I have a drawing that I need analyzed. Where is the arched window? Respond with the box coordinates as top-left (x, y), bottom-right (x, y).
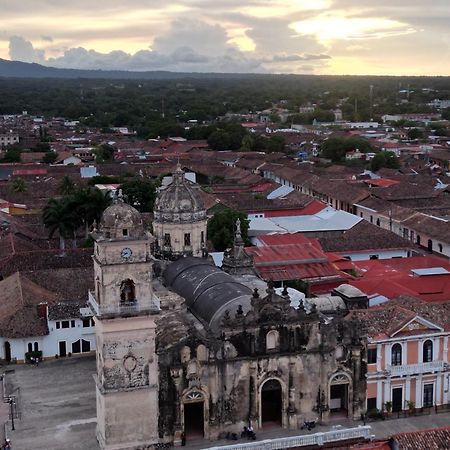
top-left (266, 330), bottom-right (279, 351)
top-left (423, 340), bottom-right (433, 363)
top-left (391, 343), bottom-right (402, 366)
top-left (27, 343), bottom-right (32, 353)
top-left (438, 244), bottom-right (443, 253)
top-left (34, 342), bottom-right (39, 352)
top-left (120, 279), bottom-right (136, 304)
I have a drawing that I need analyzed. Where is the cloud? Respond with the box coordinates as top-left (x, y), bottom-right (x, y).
top-left (271, 53), bottom-right (331, 62)
top-left (2, 0), bottom-right (449, 75)
top-left (8, 35), bottom-right (45, 63)
top-left (152, 19), bottom-right (229, 57)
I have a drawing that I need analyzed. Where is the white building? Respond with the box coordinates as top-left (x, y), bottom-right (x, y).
top-left (0, 272), bottom-right (96, 363)
top-left (0, 133), bottom-right (19, 148)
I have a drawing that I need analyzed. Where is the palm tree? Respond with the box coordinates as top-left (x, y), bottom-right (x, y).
top-left (42, 198), bottom-right (75, 255)
top-left (59, 176), bottom-right (76, 195)
top-left (10, 177), bottom-right (27, 193)
top-left (72, 187), bottom-right (111, 238)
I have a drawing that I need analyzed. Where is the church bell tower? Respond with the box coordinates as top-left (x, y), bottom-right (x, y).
top-left (89, 195), bottom-right (160, 449)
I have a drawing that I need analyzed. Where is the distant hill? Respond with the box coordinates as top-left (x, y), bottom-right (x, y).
top-left (0, 58), bottom-right (271, 80)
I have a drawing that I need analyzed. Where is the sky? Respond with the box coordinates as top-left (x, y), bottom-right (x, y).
top-left (0, 0), bottom-right (449, 75)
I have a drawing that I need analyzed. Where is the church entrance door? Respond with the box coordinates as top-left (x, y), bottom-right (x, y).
top-left (261, 379), bottom-right (282, 427)
top-left (184, 401), bottom-right (204, 439)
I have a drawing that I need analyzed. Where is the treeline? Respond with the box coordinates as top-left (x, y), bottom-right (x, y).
top-left (0, 76), bottom-right (448, 138)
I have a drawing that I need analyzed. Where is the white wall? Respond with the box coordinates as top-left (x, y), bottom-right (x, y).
top-left (46, 317), bottom-right (96, 357)
top-left (338, 249), bottom-right (411, 261)
top-left (0, 317), bottom-right (96, 362)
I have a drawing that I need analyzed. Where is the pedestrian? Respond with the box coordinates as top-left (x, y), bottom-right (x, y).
top-left (3, 438), bottom-right (11, 449)
top-left (181, 431), bottom-right (186, 446)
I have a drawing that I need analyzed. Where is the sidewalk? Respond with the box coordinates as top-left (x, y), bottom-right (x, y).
top-left (183, 411), bottom-right (450, 449)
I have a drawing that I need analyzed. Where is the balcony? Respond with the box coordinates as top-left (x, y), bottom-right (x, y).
top-left (88, 290), bottom-right (160, 318)
top-left (388, 360), bottom-right (445, 377)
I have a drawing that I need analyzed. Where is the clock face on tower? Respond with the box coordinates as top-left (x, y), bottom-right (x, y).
top-left (121, 247), bottom-right (132, 259)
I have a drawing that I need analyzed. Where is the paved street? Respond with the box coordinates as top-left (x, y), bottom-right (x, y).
top-left (4, 356), bottom-right (98, 450)
top-left (3, 357), bottom-right (450, 449)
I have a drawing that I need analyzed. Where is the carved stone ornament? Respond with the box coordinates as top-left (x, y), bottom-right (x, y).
top-left (186, 390), bottom-right (204, 401)
top-left (123, 355), bottom-right (137, 372)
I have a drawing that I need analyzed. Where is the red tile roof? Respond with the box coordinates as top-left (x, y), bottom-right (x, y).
top-left (349, 256), bottom-right (450, 302)
top-left (364, 178), bottom-right (400, 188)
top-left (393, 426), bottom-right (450, 450)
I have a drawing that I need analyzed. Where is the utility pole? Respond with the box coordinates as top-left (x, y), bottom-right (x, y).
top-left (161, 97), bottom-right (165, 119)
top-left (369, 85), bottom-right (374, 121)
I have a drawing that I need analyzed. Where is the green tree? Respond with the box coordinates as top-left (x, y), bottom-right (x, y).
top-left (10, 177), bottom-right (27, 192)
top-left (207, 130), bottom-right (231, 150)
top-left (1, 147), bottom-right (21, 163)
top-left (42, 152), bottom-right (57, 164)
top-left (42, 198), bottom-right (76, 255)
top-left (407, 128), bottom-right (424, 140)
top-left (370, 151), bottom-right (400, 172)
top-left (121, 178), bottom-right (156, 212)
top-left (240, 134), bottom-right (254, 151)
top-left (265, 135), bottom-right (286, 153)
top-left (207, 209), bottom-right (249, 251)
top-left (71, 187), bottom-right (111, 238)
top-left (94, 143), bottom-right (115, 163)
top-left (321, 137), bottom-right (374, 162)
top-left (58, 175), bottom-right (76, 195)
top-left (442, 108), bottom-right (450, 121)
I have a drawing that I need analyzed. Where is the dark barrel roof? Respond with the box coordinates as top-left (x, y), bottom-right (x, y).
top-left (163, 257), bottom-right (252, 329)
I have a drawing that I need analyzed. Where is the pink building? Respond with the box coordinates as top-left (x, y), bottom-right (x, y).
top-left (348, 296), bottom-right (450, 413)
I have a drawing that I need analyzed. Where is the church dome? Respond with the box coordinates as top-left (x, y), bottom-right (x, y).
top-left (154, 165), bottom-right (207, 223)
top-left (99, 199), bottom-right (144, 239)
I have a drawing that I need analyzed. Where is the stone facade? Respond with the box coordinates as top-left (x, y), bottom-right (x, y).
top-left (91, 198), bottom-right (160, 450)
top-left (157, 282), bottom-right (367, 444)
top-left (153, 164), bottom-right (207, 259)
top-left (91, 197), bottom-right (368, 449)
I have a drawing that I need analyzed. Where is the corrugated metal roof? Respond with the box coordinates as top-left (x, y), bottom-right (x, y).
top-left (266, 185), bottom-right (294, 199)
top-left (256, 262), bottom-right (341, 282)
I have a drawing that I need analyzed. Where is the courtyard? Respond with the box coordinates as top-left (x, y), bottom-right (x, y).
top-left (4, 356), bottom-right (98, 450)
top-left (3, 357), bottom-right (450, 450)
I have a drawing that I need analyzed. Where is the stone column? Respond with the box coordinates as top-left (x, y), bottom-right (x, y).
top-left (351, 348), bottom-right (363, 419)
top-left (170, 368), bottom-right (184, 446)
top-left (249, 362), bottom-right (258, 427)
top-left (287, 361), bottom-right (297, 429)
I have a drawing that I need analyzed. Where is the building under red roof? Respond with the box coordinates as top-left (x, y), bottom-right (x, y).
top-left (245, 243), bottom-right (351, 294)
top-left (262, 200), bottom-right (326, 217)
top-left (363, 178), bottom-right (400, 188)
top-left (349, 256), bottom-right (450, 302)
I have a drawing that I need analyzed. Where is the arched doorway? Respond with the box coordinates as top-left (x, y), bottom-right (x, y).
top-left (183, 391), bottom-right (204, 439)
top-left (329, 373), bottom-right (351, 417)
top-left (261, 379), bottom-right (282, 427)
top-left (4, 342), bottom-right (11, 362)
